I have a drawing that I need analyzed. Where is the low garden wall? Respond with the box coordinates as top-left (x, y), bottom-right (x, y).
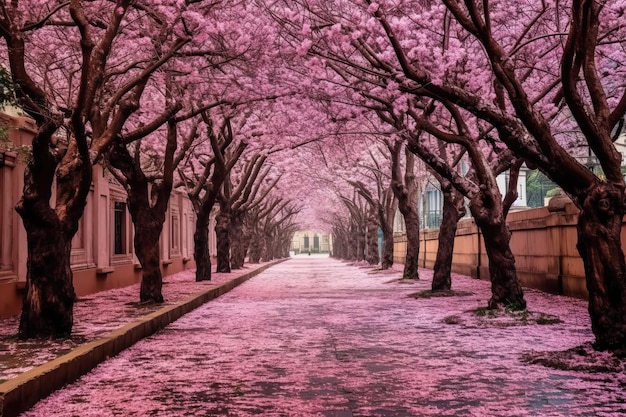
top-left (394, 199), bottom-right (595, 299)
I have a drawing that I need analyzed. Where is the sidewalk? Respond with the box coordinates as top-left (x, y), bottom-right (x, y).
top-left (0, 260), bottom-right (283, 417)
top-left (11, 256), bottom-right (626, 417)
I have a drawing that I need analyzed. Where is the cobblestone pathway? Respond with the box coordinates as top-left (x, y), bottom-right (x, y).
top-left (20, 256), bottom-right (626, 416)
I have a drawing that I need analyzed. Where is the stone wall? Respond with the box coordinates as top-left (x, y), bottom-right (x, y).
top-left (394, 201), bottom-right (590, 299)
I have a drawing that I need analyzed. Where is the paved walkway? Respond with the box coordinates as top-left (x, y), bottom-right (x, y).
top-left (18, 257), bottom-right (626, 416)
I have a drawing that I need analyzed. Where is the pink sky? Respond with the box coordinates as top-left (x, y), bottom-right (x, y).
top-left (12, 257), bottom-right (626, 416)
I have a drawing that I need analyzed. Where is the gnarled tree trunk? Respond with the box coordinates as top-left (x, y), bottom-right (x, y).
top-left (432, 180), bottom-right (465, 291)
top-left (261, 231), bottom-right (275, 262)
top-left (109, 140), bottom-right (171, 304)
top-left (356, 228), bottom-right (365, 261)
top-left (16, 125), bottom-right (89, 339)
top-left (18, 221), bottom-right (76, 339)
top-left (470, 196), bottom-right (525, 309)
top-left (577, 183), bottom-right (626, 353)
top-left (346, 223), bottom-right (358, 260)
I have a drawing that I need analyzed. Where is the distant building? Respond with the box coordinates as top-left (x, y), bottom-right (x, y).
top-left (290, 231), bottom-right (332, 254)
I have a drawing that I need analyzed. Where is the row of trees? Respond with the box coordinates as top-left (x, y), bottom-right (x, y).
top-left (0, 1), bottom-right (306, 339)
top-left (260, 0), bottom-right (626, 354)
top-left (3, 0), bottom-right (626, 356)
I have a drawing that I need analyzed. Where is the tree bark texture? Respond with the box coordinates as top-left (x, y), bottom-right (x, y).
top-left (381, 222), bottom-right (394, 270)
top-left (261, 231), bottom-right (274, 262)
top-left (194, 213), bottom-right (212, 282)
top-left (390, 143), bottom-right (420, 279)
top-left (432, 182), bottom-right (466, 291)
top-left (577, 183), bottom-right (626, 353)
top-left (248, 232), bottom-right (263, 263)
top-left (16, 123), bottom-right (90, 339)
top-left (18, 222), bottom-right (75, 339)
top-left (333, 228), bottom-right (348, 259)
top-left (473, 213), bottom-right (526, 310)
top-left (134, 221), bottom-right (164, 303)
top-left (109, 141), bottom-right (170, 304)
top-left (356, 228), bottom-right (365, 261)
top-left (366, 213), bottom-right (380, 265)
top-left (401, 208), bottom-right (420, 279)
top-left (229, 214), bottom-right (247, 269)
top-left (215, 208), bottom-right (231, 273)
top-left (135, 231), bottom-right (166, 302)
top-left (379, 190), bottom-right (397, 270)
top-left (346, 223), bottom-right (358, 260)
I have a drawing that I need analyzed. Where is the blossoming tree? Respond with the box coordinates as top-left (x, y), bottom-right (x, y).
top-left (0, 1), bottom-right (190, 338)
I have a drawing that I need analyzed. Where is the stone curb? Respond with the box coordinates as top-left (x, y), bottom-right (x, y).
top-left (0, 260), bottom-right (285, 417)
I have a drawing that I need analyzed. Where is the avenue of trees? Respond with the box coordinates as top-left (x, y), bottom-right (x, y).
top-left (1, 0), bottom-right (626, 356)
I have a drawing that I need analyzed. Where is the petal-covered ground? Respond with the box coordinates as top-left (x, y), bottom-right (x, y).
top-left (18, 256), bottom-right (626, 416)
top-left (0, 263), bottom-right (274, 381)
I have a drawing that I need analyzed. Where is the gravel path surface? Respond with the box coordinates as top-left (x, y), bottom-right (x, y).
top-left (19, 256), bottom-right (626, 416)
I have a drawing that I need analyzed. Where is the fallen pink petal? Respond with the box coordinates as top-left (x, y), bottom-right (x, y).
top-left (8, 257), bottom-right (626, 417)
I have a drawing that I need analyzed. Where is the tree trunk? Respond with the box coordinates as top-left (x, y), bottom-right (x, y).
top-left (356, 228), bottom-right (365, 261)
top-left (215, 208), bottom-right (231, 273)
top-left (248, 231), bottom-right (263, 263)
top-left (366, 212), bottom-right (379, 265)
top-left (335, 227), bottom-right (350, 259)
top-left (378, 190), bottom-right (397, 270)
top-left (229, 214), bottom-right (246, 269)
top-left (18, 222), bottom-right (75, 339)
top-left (346, 225), bottom-right (357, 260)
top-left (108, 140), bottom-right (171, 303)
top-left (432, 182), bottom-right (465, 291)
top-left (402, 212), bottom-right (420, 279)
top-left (272, 237), bottom-right (282, 259)
top-left (16, 124), bottom-right (89, 339)
top-left (132, 218), bottom-right (164, 303)
top-left (473, 211), bottom-right (526, 310)
top-left (194, 213), bottom-right (212, 282)
top-left (261, 232), bottom-right (274, 262)
top-left (381, 223), bottom-right (394, 270)
top-left (466, 183), bottom-right (526, 309)
top-left (390, 143), bottom-right (420, 278)
top-left (577, 184), bottom-right (626, 353)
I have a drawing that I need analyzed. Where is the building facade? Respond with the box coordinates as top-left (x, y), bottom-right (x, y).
top-left (412, 167), bottom-right (529, 231)
top-left (290, 230), bottom-right (332, 254)
top-left (0, 113), bottom-right (218, 318)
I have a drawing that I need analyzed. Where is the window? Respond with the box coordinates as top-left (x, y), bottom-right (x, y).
top-left (313, 234), bottom-right (319, 251)
top-left (303, 234), bottom-right (309, 249)
top-left (425, 189), bottom-right (443, 229)
top-left (113, 201), bottom-right (127, 255)
top-left (171, 214), bottom-right (180, 255)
